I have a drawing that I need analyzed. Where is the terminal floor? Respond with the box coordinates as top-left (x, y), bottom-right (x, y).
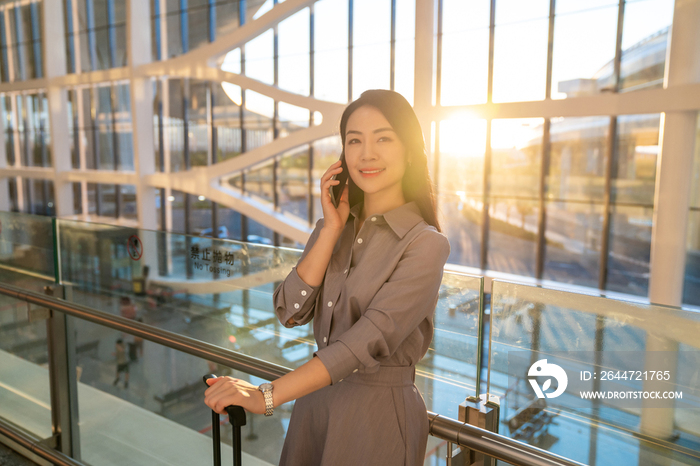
top-left (0, 442), bottom-right (36, 466)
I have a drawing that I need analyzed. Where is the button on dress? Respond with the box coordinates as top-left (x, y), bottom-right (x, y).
top-left (273, 201), bottom-right (451, 466)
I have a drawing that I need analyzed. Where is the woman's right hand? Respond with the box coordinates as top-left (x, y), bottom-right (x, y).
top-left (320, 159), bottom-right (350, 233)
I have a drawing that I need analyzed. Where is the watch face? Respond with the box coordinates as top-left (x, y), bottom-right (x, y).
top-left (259, 383), bottom-right (273, 391)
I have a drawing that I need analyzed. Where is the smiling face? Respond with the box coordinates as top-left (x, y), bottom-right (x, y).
top-left (344, 105), bottom-right (407, 203)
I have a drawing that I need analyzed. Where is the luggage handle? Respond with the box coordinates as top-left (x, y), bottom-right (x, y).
top-left (203, 374), bottom-right (247, 466)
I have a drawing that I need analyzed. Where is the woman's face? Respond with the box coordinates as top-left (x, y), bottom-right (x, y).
top-left (344, 105), bottom-right (407, 199)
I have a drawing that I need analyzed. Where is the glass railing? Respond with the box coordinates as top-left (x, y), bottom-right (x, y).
top-left (489, 280), bottom-right (700, 466)
top-left (0, 211), bottom-right (485, 465)
top-left (2, 210), bottom-right (699, 465)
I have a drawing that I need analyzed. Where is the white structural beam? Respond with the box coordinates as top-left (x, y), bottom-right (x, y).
top-left (413, 0), bottom-right (435, 166)
top-left (127, 0), bottom-right (157, 231)
top-left (644, 0), bottom-right (700, 440)
top-left (43, 0), bottom-right (72, 218)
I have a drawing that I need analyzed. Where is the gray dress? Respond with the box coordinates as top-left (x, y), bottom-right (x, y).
top-left (273, 200), bottom-right (451, 466)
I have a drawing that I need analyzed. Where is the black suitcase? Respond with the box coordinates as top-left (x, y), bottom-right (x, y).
top-left (203, 374), bottom-right (247, 466)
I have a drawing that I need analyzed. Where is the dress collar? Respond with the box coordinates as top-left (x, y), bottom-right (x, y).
top-left (349, 201), bottom-right (425, 239)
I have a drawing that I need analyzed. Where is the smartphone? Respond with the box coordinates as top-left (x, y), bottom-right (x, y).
top-left (329, 154), bottom-right (349, 208)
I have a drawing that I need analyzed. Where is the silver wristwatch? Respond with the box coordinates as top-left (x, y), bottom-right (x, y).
top-left (258, 383), bottom-right (274, 416)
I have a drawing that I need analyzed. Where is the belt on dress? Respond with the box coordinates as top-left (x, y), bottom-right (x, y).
top-left (343, 365), bottom-right (416, 387)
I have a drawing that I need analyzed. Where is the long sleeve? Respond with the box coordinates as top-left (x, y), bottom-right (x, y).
top-left (314, 230), bottom-right (451, 384)
top-left (273, 217), bottom-right (326, 328)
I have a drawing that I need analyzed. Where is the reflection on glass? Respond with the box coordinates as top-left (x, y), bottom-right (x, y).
top-left (685, 117), bottom-right (700, 307)
top-left (493, 0), bottom-right (549, 103)
top-left (620, 0), bottom-right (674, 92)
top-left (244, 90), bottom-right (273, 151)
top-left (0, 294), bottom-right (52, 439)
top-left (487, 199), bottom-right (538, 277)
top-left (0, 210), bottom-right (55, 281)
top-left (489, 280), bottom-right (700, 466)
top-left (547, 116), bottom-right (609, 202)
top-left (552, 0), bottom-right (619, 99)
top-left (245, 159), bottom-right (274, 205)
top-left (352, 0), bottom-right (390, 99)
top-left (490, 118), bottom-right (543, 198)
top-left (188, 80), bottom-right (209, 167)
top-left (440, 0), bottom-right (489, 105)
top-left (612, 114), bottom-right (660, 205)
top-left (314, 0), bottom-right (348, 103)
top-left (191, 196), bottom-right (213, 236)
top-left (439, 194), bottom-right (482, 268)
top-left (606, 205), bottom-right (652, 296)
top-left (69, 315), bottom-right (288, 466)
top-left (277, 102), bottom-right (309, 138)
top-left (418, 273), bottom-right (483, 419)
top-left (278, 8), bottom-right (309, 96)
top-left (544, 201), bottom-right (603, 289)
top-left (279, 146), bottom-right (310, 223)
top-left (213, 83), bottom-right (242, 162)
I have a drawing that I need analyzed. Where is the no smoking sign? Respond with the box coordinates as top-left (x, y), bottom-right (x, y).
top-left (128, 235), bottom-right (143, 261)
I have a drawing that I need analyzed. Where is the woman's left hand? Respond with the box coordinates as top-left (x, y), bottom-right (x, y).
top-left (204, 376), bottom-right (266, 415)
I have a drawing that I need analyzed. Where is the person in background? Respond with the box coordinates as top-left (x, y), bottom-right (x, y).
top-left (113, 338), bottom-right (130, 389)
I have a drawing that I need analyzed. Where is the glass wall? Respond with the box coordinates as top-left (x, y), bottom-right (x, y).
top-left (684, 114), bottom-right (700, 307)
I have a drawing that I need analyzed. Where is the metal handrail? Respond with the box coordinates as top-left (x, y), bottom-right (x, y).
top-left (0, 418), bottom-right (84, 466)
top-left (0, 282), bottom-right (586, 466)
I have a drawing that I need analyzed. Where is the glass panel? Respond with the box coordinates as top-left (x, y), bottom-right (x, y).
top-left (543, 201), bottom-right (603, 289)
top-left (493, 0), bottom-right (549, 103)
top-left (0, 210), bottom-right (55, 282)
top-left (547, 116), bottom-right (609, 202)
top-left (121, 184), bottom-right (137, 220)
top-left (277, 102), bottom-right (309, 138)
top-left (215, 1), bottom-right (239, 38)
top-left (0, 294), bottom-right (52, 439)
top-left (685, 116), bottom-right (700, 307)
top-left (490, 118), bottom-right (543, 198)
top-left (489, 280), bottom-right (700, 466)
top-left (314, 0), bottom-right (348, 104)
top-left (213, 83), bottom-right (242, 162)
top-left (612, 114), bottom-right (660, 206)
top-left (244, 29), bottom-right (273, 85)
top-left (487, 199), bottom-right (539, 277)
top-left (620, 0), bottom-right (674, 92)
top-left (685, 209), bottom-right (700, 307)
top-left (440, 0), bottom-right (490, 106)
top-left (278, 8), bottom-right (309, 96)
top-left (216, 203), bottom-right (242, 241)
top-left (191, 196), bottom-right (213, 236)
top-left (419, 273), bottom-right (483, 419)
top-left (188, 80), bottom-right (209, 167)
top-left (394, 0), bottom-right (415, 105)
top-left (352, 0), bottom-right (390, 100)
top-left (245, 158), bottom-right (274, 205)
top-left (439, 195), bottom-right (482, 268)
top-left (439, 118), bottom-right (486, 196)
top-left (311, 136), bottom-right (342, 225)
top-left (188, 5), bottom-right (210, 51)
top-left (69, 316), bottom-right (289, 466)
top-left (552, 0), bottom-right (620, 99)
top-left (243, 90), bottom-right (273, 151)
top-left (279, 145), bottom-right (309, 222)
top-left (606, 204), bottom-right (652, 296)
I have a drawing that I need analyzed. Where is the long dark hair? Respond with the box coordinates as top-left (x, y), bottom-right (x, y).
top-left (339, 89), bottom-right (442, 233)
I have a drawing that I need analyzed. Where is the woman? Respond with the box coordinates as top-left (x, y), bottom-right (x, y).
top-left (204, 90), bottom-right (451, 465)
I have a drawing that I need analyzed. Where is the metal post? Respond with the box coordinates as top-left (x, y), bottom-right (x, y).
top-left (44, 285), bottom-right (81, 460)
